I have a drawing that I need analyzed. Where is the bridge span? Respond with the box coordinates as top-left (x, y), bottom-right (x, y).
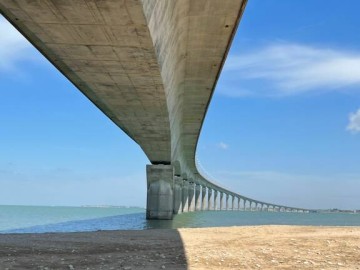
top-left (1, 0), bottom-right (309, 219)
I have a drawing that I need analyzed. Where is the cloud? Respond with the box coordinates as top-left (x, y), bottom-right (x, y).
top-left (220, 42), bottom-right (360, 97)
top-left (347, 108), bottom-right (360, 133)
top-left (217, 142), bottom-right (229, 150)
top-left (0, 16), bottom-right (33, 72)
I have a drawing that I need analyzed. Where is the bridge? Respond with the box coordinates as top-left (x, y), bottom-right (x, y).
top-left (0, 0), bottom-right (309, 219)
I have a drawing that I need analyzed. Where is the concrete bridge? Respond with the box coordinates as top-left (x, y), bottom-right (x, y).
top-left (1, 0), bottom-right (309, 219)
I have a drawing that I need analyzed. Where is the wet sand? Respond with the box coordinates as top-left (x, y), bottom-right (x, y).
top-left (0, 226), bottom-right (359, 269)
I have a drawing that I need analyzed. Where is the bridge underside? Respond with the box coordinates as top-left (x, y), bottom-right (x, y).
top-left (0, 0), bottom-right (308, 218)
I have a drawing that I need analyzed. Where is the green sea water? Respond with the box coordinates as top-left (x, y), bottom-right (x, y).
top-left (0, 205), bottom-right (359, 234)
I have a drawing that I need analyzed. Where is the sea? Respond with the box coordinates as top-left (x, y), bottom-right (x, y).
top-left (0, 205), bottom-right (359, 234)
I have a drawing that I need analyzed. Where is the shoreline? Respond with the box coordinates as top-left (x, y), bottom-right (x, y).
top-left (1, 225), bottom-right (359, 269)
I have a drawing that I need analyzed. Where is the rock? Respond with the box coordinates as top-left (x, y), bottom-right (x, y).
top-left (68, 265), bottom-right (74, 270)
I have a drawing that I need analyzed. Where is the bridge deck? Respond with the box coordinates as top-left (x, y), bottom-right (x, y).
top-left (1, 0), bottom-right (306, 212)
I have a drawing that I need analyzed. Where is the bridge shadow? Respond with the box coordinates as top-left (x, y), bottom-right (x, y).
top-left (0, 214), bottom-right (188, 269)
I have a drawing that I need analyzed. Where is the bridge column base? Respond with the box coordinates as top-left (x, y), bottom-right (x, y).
top-left (146, 164), bottom-right (174, 220)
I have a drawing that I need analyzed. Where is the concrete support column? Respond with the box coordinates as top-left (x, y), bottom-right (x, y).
top-left (195, 184), bottom-right (201, 211)
top-left (226, 194), bottom-right (229, 210)
top-left (188, 182), bottom-right (195, 212)
top-left (237, 197), bottom-right (240, 211)
top-left (207, 188), bottom-right (213, 210)
top-left (173, 176), bottom-right (183, 214)
top-left (146, 164), bottom-right (174, 220)
top-left (201, 186), bottom-right (207, 211)
top-left (182, 180), bottom-right (189, 213)
top-left (231, 195), bottom-right (235, 210)
top-left (220, 192), bottom-right (224, 210)
top-left (213, 190), bottom-right (218, 210)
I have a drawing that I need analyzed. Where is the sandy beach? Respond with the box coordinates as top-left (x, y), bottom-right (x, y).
top-left (0, 226), bottom-right (359, 269)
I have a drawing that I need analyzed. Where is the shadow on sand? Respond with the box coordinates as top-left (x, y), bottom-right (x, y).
top-left (0, 214), bottom-right (188, 269)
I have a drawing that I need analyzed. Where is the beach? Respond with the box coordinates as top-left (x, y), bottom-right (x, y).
top-left (0, 226), bottom-right (359, 269)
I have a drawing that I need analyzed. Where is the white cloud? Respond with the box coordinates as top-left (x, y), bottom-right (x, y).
top-left (217, 142), bottom-right (229, 150)
top-left (0, 16), bottom-right (33, 72)
top-left (221, 42), bottom-right (360, 97)
top-left (347, 108), bottom-right (360, 133)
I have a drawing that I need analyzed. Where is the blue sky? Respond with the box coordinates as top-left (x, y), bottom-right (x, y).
top-left (1, 0), bottom-right (360, 209)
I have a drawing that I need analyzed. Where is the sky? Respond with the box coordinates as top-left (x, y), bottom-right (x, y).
top-left (1, 0), bottom-right (360, 210)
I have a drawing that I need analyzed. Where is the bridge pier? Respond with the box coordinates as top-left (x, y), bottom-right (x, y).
top-left (220, 192), bottom-right (224, 210)
top-left (207, 189), bottom-right (213, 210)
top-left (226, 194), bottom-right (230, 210)
top-left (201, 186), bottom-right (207, 211)
top-left (146, 164), bottom-right (174, 220)
top-left (188, 182), bottom-right (195, 212)
top-left (213, 190), bottom-right (218, 210)
top-left (173, 176), bottom-right (183, 214)
top-left (195, 184), bottom-right (201, 211)
top-left (231, 195), bottom-right (235, 210)
top-left (182, 180), bottom-right (189, 213)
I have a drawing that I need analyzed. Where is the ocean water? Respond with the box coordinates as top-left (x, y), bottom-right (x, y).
top-left (0, 205), bottom-right (359, 234)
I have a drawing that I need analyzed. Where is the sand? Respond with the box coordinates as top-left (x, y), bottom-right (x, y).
top-left (0, 226), bottom-right (359, 269)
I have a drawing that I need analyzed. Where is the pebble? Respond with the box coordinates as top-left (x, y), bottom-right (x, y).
top-left (68, 265), bottom-right (74, 270)
top-left (161, 265), bottom-right (166, 269)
